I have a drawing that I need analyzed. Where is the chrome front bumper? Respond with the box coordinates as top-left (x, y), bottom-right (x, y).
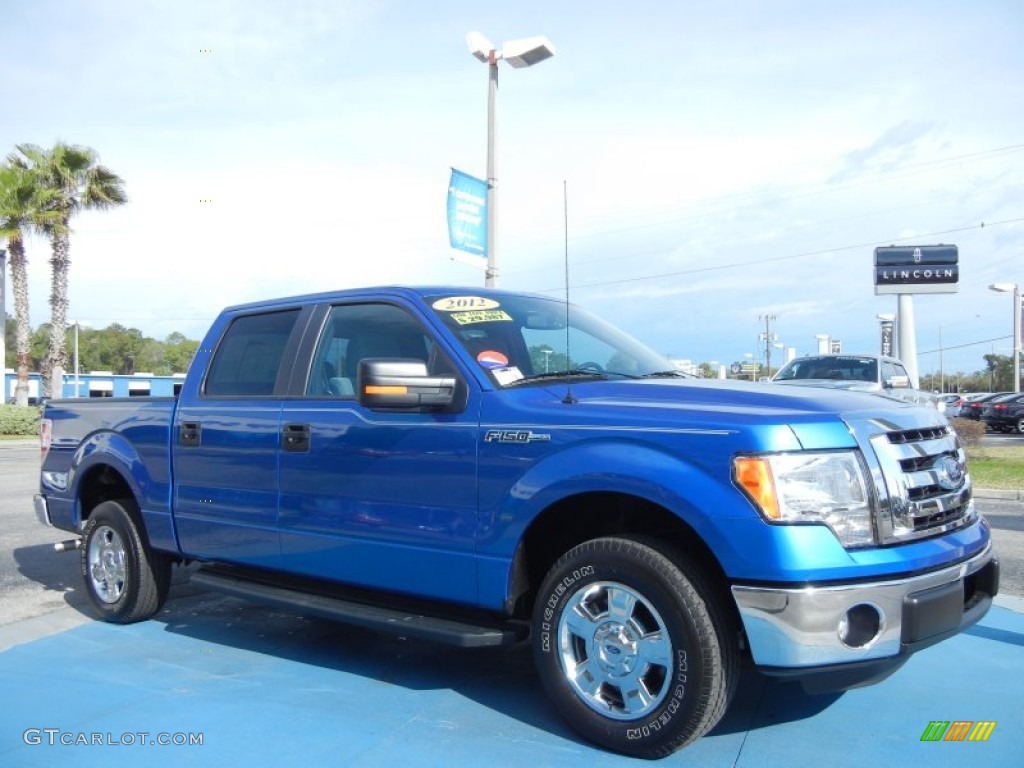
top-left (33, 494), bottom-right (52, 527)
top-left (732, 544), bottom-right (998, 668)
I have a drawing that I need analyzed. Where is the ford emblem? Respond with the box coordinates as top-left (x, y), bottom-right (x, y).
top-left (934, 455), bottom-right (965, 491)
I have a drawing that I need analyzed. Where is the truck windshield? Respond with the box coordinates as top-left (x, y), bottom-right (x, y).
top-left (774, 356), bottom-right (878, 382)
top-left (425, 293), bottom-right (675, 387)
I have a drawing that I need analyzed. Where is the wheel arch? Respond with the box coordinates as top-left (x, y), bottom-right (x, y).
top-left (68, 431), bottom-right (177, 552)
top-left (507, 491), bottom-right (738, 632)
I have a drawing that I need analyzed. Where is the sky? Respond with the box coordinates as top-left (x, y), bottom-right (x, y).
top-left (2, 0), bottom-right (1022, 378)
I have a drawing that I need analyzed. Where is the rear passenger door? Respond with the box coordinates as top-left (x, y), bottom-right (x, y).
top-left (277, 301), bottom-right (481, 604)
top-left (173, 307), bottom-right (309, 566)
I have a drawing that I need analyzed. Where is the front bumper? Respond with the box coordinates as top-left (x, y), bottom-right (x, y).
top-left (732, 544), bottom-right (998, 673)
top-left (33, 494), bottom-right (53, 527)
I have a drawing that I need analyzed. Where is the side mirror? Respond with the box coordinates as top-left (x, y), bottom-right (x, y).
top-left (357, 359), bottom-right (457, 411)
top-left (885, 375), bottom-right (910, 389)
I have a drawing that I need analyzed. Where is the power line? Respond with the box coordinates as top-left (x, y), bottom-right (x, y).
top-left (537, 216), bottom-right (1024, 293)
top-left (918, 335), bottom-right (1012, 356)
top-left (503, 141), bottom-right (1024, 258)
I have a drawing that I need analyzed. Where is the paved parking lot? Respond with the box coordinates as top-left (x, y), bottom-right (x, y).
top-left (1, 589), bottom-right (1021, 767)
top-left (2, 441), bottom-right (1022, 766)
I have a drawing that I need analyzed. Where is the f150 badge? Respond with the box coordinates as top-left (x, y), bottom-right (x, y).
top-left (484, 429), bottom-right (551, 444)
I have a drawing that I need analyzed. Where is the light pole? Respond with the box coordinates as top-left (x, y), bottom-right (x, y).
top-left (989, 282), bottom-right (1021, 392)
top-left (0, 249), bottom-right (6, 396)
top-left (466, 31), bottom-right (556, 288)
top-left (73, 322), bottom-right (80, 398)
top-left (71, 320), bottom-right (92, 398)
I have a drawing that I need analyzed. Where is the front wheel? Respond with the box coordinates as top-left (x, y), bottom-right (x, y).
top-left (81, 499), bottom-right (171, 623)
top-left (532, 537), bottom-right (738, 758)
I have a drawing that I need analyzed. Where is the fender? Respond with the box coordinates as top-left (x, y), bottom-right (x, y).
top-left (475, 438), bottom-right (759, 608)
top-left (69, 429), bottom-right (178, 553)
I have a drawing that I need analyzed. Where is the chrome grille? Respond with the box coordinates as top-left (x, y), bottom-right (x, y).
top-left (851, 420), bottom-right (976, 545)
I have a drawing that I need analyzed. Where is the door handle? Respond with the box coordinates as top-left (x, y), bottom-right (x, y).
top-left (179, 421), bottom-right (201, 447)
top-left (282, 423), bottom-right (311, 452)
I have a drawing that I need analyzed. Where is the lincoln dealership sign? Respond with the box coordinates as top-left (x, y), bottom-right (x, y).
top-left (874, 245), bottom-right (959, 295)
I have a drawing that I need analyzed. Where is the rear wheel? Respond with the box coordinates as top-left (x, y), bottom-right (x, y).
top-left (532, 536), bottom-right (738, 758)
top-left (1017, 417), bottom-right (1024, 435)
top-left (81, 499), bottom-right (171, 623)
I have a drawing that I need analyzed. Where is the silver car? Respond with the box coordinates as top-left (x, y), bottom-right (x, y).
top-left (770, 354), bottom-right (942, 411)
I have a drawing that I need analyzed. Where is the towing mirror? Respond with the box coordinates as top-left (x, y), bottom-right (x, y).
top-left (357, 359), bottom-right (457, 411)
top-left (885, 375), bottom-right (910, 389)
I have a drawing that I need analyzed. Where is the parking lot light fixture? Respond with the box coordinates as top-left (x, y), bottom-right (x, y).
top-left (465, 31), bottom-right (556, 288)
top-left (989, 283), bottom-right (1021, 393)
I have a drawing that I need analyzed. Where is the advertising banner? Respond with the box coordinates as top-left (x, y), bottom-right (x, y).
top-left (447, 169), bottom-right (488, 262)
top-left (879, 320), bottom-right (894, 357)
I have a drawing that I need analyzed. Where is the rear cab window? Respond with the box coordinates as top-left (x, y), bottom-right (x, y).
top-left (204, 310), bottom-right (300, 396)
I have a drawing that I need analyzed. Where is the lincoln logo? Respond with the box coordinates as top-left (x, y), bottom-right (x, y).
top-left (934, 456), bottom-right (965, 491)
top-left (877, 268), bottom-right (956, 281)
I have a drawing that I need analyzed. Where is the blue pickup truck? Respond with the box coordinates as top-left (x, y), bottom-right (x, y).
top-left (35, 287), bottom-right (998, 758)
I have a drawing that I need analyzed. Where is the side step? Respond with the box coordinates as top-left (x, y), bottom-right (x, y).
top-left (190, 568), bottom-right (526, 648)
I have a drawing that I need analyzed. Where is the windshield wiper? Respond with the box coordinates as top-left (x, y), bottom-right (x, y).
top-left (640, 370), bottom-right (695, 379)
top-left (506, 369), bottom-right (617, 387)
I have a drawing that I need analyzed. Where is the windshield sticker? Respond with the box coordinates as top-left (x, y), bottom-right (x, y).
top-left (476, 350), bottom-right (509, 369)
top-left (450, 309), bottom-right (512, 325)
top-left (492, 367), bottom-right (524, 386)
top-left (432, 296), bottom-right (500, 312)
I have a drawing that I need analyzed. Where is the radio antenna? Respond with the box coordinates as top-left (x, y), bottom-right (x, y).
top-left (562, 179), bottom-right (577, 405)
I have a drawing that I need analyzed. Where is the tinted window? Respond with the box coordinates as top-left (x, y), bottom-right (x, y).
top-left (775, 356), bottom-right (878, 382)
top-left (306, 303), bottom-right (446, 397)
top-left (205, 310), bottom-right (299, 396)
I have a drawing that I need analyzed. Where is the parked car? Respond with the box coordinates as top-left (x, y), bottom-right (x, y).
top-left (982, 393), bottom-right (1024, 433)
top-left (961, 392), bottom-right (1011, 421)
top-left (939, 393), bottom-right (965, 417)
top-left (770, 353), bottom-right (941, 410)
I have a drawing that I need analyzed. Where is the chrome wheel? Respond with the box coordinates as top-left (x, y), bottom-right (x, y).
top-left (556, 580), bottom-right (673, 720)
top-left (87, 524), bottom-right (127, 604)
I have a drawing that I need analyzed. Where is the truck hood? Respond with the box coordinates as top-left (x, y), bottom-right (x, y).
top-left (770, 379), bottom-right (881, 393)
top-left (527, 377), bottom-right (945, 451)
top-left (769, 377), bottom-right (938, 407)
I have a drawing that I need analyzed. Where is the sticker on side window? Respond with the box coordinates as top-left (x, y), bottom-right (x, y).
top-left (450, 310), bottom-right (513, 325)
top-left (432, 296), bottom-right (500, 312)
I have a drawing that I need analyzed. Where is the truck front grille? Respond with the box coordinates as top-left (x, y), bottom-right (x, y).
top-left (861, 423), bottom-right (975, 545)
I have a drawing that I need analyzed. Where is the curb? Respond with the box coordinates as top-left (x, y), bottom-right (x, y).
top-left (973, 487), bottom-right (1024, 502)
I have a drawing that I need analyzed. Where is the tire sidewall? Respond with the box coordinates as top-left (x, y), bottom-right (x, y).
top-left (533, 539), bottom-right (716, 757)
top-left (81, 501), bottom-right (146, 622)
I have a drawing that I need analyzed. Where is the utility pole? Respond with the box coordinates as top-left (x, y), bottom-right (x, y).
top-left (0, 249), bottom-right (6, 383)
top-left (759, 314), bottom-right (777, 378)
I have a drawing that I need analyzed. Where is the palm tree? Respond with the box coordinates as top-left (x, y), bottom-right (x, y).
top-left (13, 143), bottom-right (127, 394)
top-left (0, 161), bottom-right (62, 405)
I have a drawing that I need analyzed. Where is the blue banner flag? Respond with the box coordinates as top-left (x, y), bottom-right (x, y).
top-left (447, 168), bottom-right (488, 259)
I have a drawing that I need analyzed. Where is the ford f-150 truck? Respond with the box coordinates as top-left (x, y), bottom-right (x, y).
top-left (34, 287), bottom-right (998, 758)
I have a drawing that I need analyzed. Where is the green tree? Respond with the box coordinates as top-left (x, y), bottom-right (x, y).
top-left (528, 344), bottom-right (568, 374)
top-left (163, 332), bottom-right (199, 374)
top-left (983, 353), bottom-right (1014, 391)
top-left (11, 143), bottom-right (126, 394)
top-left (0, 161), bottom-right (62, 405)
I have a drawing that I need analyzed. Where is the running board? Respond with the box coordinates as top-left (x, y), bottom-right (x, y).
top-left (190, 568), bottom-right (525, 648)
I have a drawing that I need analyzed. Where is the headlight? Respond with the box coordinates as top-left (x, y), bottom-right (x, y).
top-left (734, 451), bottom-right (875, 548)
